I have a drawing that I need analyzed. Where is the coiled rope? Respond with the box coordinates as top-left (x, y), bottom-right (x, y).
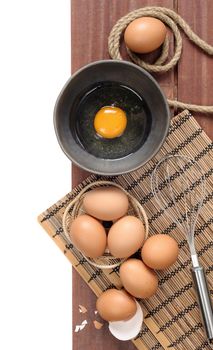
top-left (108, 7), bottom-right (213, 114)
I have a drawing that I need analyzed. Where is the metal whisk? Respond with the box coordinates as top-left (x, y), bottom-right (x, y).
top-left (151, 154), bottom-right (213, 341)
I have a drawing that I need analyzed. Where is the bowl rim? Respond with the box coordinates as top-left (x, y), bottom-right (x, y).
top-left (54, 59), bottom-right (170, 175)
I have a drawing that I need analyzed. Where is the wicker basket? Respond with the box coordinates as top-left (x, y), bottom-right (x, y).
top-left (62, 181), bottom-right (149, 269)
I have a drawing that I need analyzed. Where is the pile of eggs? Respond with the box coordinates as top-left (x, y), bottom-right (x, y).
top-left (69, 186), bottom-right (145, 259)
top-left (68, 186), bottom-right (179, 330)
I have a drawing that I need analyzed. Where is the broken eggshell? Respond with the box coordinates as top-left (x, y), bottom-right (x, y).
top-left (109, 301), bottom-right (143, 341)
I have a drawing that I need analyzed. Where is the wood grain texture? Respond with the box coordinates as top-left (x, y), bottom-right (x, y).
top-left (71, 0), bottom-right (213, 349)
top-left (177, 0), bottom-right (213, 139)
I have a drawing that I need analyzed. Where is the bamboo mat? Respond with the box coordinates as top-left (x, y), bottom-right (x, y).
top-left (38, 110), bottom-right (213, 350)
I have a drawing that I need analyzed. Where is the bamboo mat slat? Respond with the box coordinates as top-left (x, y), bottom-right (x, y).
top-left (38, 110), bottom-right (213, 350)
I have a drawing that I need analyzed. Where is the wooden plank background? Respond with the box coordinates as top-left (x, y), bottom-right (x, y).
top-left (71, 0), bottom-right (213, 348)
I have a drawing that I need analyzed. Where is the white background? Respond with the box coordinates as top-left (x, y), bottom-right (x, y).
top-left (0, 1), bottom-right (72, 349)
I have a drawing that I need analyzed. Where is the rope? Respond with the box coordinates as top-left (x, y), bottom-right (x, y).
top-left (108, 6), bottom-right (213, 114)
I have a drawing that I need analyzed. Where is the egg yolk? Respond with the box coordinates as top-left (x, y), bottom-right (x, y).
top-left (94, 106), bottom-right (127, 139)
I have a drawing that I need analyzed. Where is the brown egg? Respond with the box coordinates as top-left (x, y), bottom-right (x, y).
top-left (124, 17), bottom-right (167, 53)
top-left (120, 259), bottom-right (158, 299)
top-left (96, 289), bottom-right (137, 321)
top-left (141, 234), bottom-right (179, 270)
top-left (69, 214), bottom-right (106, 258)
top-left (108, 216), bottom-right (145, 258)
top-left (83, 187), bottom-right (129, 221)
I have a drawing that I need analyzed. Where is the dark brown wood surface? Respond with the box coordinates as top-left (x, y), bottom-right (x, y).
top-left (71, 1), bottom-right (213, 349)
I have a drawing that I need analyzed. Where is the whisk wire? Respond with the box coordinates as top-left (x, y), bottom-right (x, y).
top-left (151, 154), bottom-right (206, 247)
top-left (165, 161), bottom-right (190, 234)
top-left (176, 156), bottom-right (194, 240)
top-left (151, 154), bottom-right (213, 341)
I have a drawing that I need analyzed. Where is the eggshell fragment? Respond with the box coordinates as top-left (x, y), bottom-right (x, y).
top-left (109, 301), bottom-right (143, 341)
top-left (119, 259), bottom-right (158, 299)
top-left (69, 214), bottom-right (107, 258)
top-left (78, 305), bottom-right (87, 314)
top-left (96, 289), bottom-right (137, 322)
top-left (141, 234), bottom-right (179, 270)
top-left (108, 216), bottom-right (145, 258)
top-left (83, 187), bottom-right (129, 221)
top-left (124, 17), bottom-right (167, 54)
top-left (93, 320), bottom-right (104, 330)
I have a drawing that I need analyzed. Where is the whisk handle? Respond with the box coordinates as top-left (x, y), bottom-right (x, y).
top-left (191, 266), bottom-right (213, 340)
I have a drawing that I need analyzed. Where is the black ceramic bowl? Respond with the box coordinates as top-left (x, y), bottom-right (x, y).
top-left (54, 60), bottom-right (170, 175)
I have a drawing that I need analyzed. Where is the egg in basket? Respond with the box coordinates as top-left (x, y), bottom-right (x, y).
top-left (62, 181), bottom-right (149, 269)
